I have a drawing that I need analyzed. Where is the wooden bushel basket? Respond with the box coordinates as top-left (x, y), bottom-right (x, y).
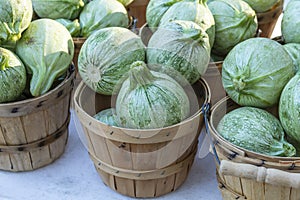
top-left (72, 37), bottom-right (86, 89)
top-left (257, 0), bottom-right (284, 38)
top-left (0, 66), bottom-right (75, 172)
top-left (73, 37), bottom-right (86, 72)
top-left (208, 96), bottom-right (300, 200)
top-left (73, 78), bottom-right (211, 198)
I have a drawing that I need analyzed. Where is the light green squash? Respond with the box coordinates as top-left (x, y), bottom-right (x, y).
top-left (217, 106), bottom-right (296, 157)
top-left (116, 61), bottom-right (190, 129)
top-left (0, 0), bottom-right (33, 49)
top-left (16, 19), bottom-right (74, 97)
top-left (78, 27), bottom-right (145, 95)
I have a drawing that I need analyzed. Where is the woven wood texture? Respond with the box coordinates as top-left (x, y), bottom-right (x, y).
top-left (74, 79), bottom-right (211, 198)
top-left (0, 67), bottom-right (75, 171)
top-left (209, 96), bottom-right (300, 200)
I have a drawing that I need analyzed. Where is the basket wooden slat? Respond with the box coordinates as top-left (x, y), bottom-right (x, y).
top-left (0, 67), bottom-right (74, 172)
top-left (257, 0), bottom-right (283, 38)
top-left (74, 78), bottom-right (211, 198)
top-left (203, 61), bottom-right (225, 105)
top-left (127, 0), bottom-right (149, 28)
top-left (209, 96), bottom-right (300, 200)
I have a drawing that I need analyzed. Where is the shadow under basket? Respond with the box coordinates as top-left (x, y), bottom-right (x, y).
top-left (208, 96), bottom-right (300, 200)
top-left (73, 78), bottom-right (211, 198)
top-left (0, 66), bottom-right (75, 172)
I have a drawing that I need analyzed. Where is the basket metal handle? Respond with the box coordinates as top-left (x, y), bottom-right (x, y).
top-left (219, 160), bottom-right (300, 189)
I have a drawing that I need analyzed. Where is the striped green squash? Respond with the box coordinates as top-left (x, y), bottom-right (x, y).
top-left (78, 27), bottom-right (145, 95)
top-left (0, 47), bottom-right (26, 103)
top-left (116, 61), bottom-right (190, 129)
top-left (279, 73), bottom-right (300, 148)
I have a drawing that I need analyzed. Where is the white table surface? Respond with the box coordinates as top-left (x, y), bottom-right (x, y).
top-left (0, 5), bottom-right (285, 200)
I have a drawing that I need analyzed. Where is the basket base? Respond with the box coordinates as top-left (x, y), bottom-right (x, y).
top-left (94, 151), bottom-right (195, 198)
top-left (0, 129), bottom-right (68, 172)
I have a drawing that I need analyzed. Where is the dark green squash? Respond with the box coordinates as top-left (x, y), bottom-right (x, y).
top-left (0, 47), bottom-right (26, 103)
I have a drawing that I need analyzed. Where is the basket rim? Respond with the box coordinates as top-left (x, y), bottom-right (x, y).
top-left (0, 65), bottom-right (75, 108)
top-left (74, 78), bottom-right (211, 132)
top-left (73, 78), bottom-right (211, 143)
top-left (209, 96), bottom-right (300, 162)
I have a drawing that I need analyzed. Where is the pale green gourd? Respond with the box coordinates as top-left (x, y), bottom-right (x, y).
top-left (16, 19), bottom-right (74, 97)
top-left (78, 27), bottom-right (145, 95)
top-left (217, 106), bottom-right (296, 157)
top-left (94, 108), bottom-right (118, 126)
top-left (279, 74), bottom-right (300, 148)
top-left (147, 20), bottom-right (211, 85)
top-left (222, 38), bottom-right (295, 108)
top-left (0, 0), bottom-right (33, 50)
top-left (32, 0), bottom-right (85, 20)
top-left (116, 61), bottom-right (190, 129)
top-left (79, 0), bottom-right (129, 37)
top-left (208, 0), bottom-right (258, 56)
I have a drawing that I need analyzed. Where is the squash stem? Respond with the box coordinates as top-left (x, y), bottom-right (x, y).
top-left (0, 55), bottom-right (9, 71)
top-left (233, 78), bottom-right (246, 91)
top-left (129, 61), bottom-right (155, 89)
top-left (78, 0), bottom-right (85, 8)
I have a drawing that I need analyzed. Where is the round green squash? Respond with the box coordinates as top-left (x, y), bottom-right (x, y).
top-left (146, 0), bottom-right (188, 31)
top-left (147, 20), bottom-right (210, 85)
top-left (208, 0), bottom-right (258, 56)
top-left (222, 38), bottom-right (295, 108)
top-left (283, 43), bottom-right (300, 73)
top-left (281, 0), bottom-right (300, 43)
top-left (16, 19), bottom-right (74, 97)
top-left (79, 0), bottom-right (129, 37)
top-left (32, 0), bottom-right (85, 20)
top-left (0, 0), bottom-right (33, 49)
top-left (0, 47), bottom-right (26, 103)
top-left (116, 61), bottom-right (190, 129)
top-left (78, 27), bottom-right (145, 95)
top-left (94, 108), bottom-right (118, 126)
top-left (217, 106), bottom-right (296, 157)
top-left (279, 73), bottom-right (300, 146)
top-left (159, 0), bottom-right (215, 47)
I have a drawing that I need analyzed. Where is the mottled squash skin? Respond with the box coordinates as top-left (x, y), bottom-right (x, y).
top-left (0, 47), bottom-right (26, 103)
top-left (116, 61), bottom-right (190, 129)
top-left (279, 74), bottom-right (300, 148)
top-left (222, 38), bottom-right (295, 108)
top-left (217, 106), bottom-right (296, 157)
top-left (147, 20), bottom-right (210, 85)
top-left (208, 0), bottom-right (258, 56)
top-left (78, 27), bottom-right (145, 95)
top-left (282, 1), bottom-right (300, 44)
top-left (93, 108), bottom-right (118, 126)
